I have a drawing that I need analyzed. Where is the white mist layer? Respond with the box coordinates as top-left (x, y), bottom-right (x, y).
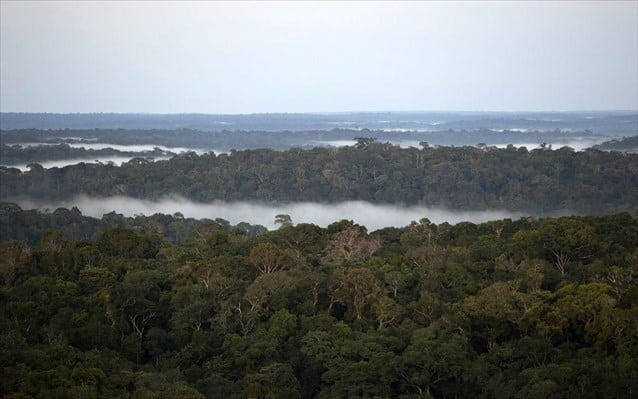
top-left (314, 138), bottom-right (608, 151)
top-left (314, 140), bottom-right (358, 147)
top-left (12, 142), bottom-right (211, 154)
top-left (491, 138), bottom-right (608, 151)
top-left (14, 196), bottom-right (525, 231)
top-left (3, 156), bottom-right (173, 171)
top-left (64, 143), bottom-right (210, 154)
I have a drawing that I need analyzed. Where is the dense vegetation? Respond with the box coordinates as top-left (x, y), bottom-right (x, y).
top-left (2, 117), bottom-right (637, 398)
top-left (0, 127), bottom-right (611, 151)
top-left (592, 135), bottom-right (638, 153)
top-left (0, 202), bottom-right (268, 247)
top-left (1, 207), bottom-right (637, 398)
top-left (1, 144), bottom-right (174, 165)
top-left (2, 142), bottom-right (637, 213)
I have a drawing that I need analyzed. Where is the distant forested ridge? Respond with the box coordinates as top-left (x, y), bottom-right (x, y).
top-left (1, 143), bottom-right (175, 164)
top-left (0, 126), bottom-right (616, 150)
top-left (591, 135), bottom-right (638, 153)
top-left (0, 202), bottom-right (267, 246)
top-left (1, 207), bottom-right (637, 398)
top-left (2, 143), bottom-right (637, 214)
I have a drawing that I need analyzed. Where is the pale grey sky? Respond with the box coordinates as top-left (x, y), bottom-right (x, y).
top-left (1, 1), bottom-right (637, 113)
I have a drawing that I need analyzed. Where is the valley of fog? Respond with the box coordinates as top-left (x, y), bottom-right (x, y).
top-left (4, 156), bottom-right (173, 171)
top-left (16, 136), bottom-right (610, 152)
top-left (318, 137), bottom-right (608, 151)
top-left (2, 135), bottom-right (611, 171)
top-left (14, 196), bottom-right (527, 231)
top-left (11, 142), bottom-right (210, 154)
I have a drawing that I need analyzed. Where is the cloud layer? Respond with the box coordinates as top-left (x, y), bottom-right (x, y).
top-left (14, 195), bottom-right (526, 231)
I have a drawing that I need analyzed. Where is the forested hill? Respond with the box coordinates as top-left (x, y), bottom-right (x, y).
top-left (1, 209), bottom-right (637, 398)
top-left (2, 142), bottom-right (637, 214)
top-left (592, 135), bottom-right (638, 153)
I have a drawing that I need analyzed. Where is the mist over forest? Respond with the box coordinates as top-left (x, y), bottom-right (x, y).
top-left (3, 109), bottom-right (637, 398)
top-left (11, 195), bottom-right (526, 232)
top-left (3, 127), bottom-right (637, 220)
top-left (1, 1), bottom-right (637, 396)
top-left (2, 112), bottom-right (635, 173)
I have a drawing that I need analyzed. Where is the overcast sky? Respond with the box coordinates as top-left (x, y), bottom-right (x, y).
top-left (1, 1), bottom-right (637, 113)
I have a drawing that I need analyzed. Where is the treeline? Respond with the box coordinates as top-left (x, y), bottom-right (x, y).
top-left (2, 142), bottom-right (638, 213)
top-left (1, 209), bottom-right (637, 398)
top-left (0, 202), bottom-right (267, 246)
top-left (0, 127), bottom-right (608, 150)
top-left (592, 135), bottom-right (638, 153)
top-left (1, 144), bottom-right (175, 164)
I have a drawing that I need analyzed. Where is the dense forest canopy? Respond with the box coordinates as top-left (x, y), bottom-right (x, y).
top-left (1, 0), bottom-right (636, 395)
top-left (1, 143), bottom-right (176, 165)
top-left (2, 142), bottom-right (637, 214)
top-left (2, 113), bottom-right (637, 398)
top-left (0, 127), bottom-right (613, 152)
top-left (1, 206), bottom-right (637, 398)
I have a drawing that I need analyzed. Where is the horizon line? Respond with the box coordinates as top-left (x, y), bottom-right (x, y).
top-left (1, 109), bottom-right (637, 116)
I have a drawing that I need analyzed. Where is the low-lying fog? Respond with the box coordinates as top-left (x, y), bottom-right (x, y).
top-left (318, 137), bottom-right (608, 151)
top-left (491, 137), bottom-right (609, 151)
top-left (2, 143), bottom-right (216, 170)
top-left (11, 142), bottom-right (210, 154)
top-left (14, 196), bottom-right (526, 231)
top-left (3, 137), bottom-right (611, 172)
top-left (4, 156), bottom-right (174, 171)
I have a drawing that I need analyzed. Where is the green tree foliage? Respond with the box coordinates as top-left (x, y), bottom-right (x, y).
top-left (3, 144), bottom-right (638, 213)
top-left (1, 210), bottom-right (637, 398)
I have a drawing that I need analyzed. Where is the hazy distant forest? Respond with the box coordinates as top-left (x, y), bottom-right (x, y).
top-left (1, 113), bottom-right (638, 398)
top-left (3, 135), bottom-right (638, 213)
